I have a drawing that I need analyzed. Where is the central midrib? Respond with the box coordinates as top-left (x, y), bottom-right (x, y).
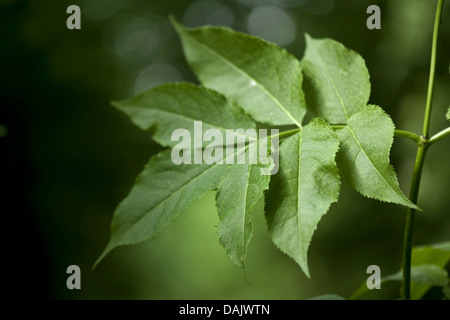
top-left (345, 126), bottom-right (402, 200)
top-left (322, 59), bottom-right (349, 121)
top-left (296, 130), bottom-right (303, 246)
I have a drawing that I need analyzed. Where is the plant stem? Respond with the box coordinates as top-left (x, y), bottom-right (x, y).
top-left (400, 145), bottom-right (428, 300)
top-left (394, 130), bottom-right (422, 145)
top-left (422, 0), bottom-right (445, 139)
top-left (400, 0), bottom-right (445, 300)
top-left (429, 126), bottom-right (450, 145)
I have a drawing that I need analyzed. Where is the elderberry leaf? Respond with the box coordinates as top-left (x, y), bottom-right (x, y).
top-left (95, 150), bottom-right (226, 267)
top-left (215, 150), bottom-right (271, 269)
top-left (335, 105), bottom-right (418, 210)
top-left (302, 35), bottom-right (370, 124)
top-left (172, 17), bottom-right (306, 127)
top-left (265, 119), bottom-right (340, 277)
top-left (112, 82), bottom-right (256, 148)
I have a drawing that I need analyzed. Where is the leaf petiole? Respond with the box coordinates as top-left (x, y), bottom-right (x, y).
top-left (269, 128), bottom-right (300, 139)
top-left (428, 127), bottom-right (450, 145)
top-left (331, 125), bottom-right (346, 130)
top-left (332, 125), bottom-right (421, 145)
top-left (394, 130), bottom-right (422, 145)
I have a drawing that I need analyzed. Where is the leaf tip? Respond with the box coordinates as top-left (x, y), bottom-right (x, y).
top-left (110, 99), bottom-right (126, 112)
top-left (168, 14), bottom-right (178, 25)
top-left (402, 196), bottom-right (421, 212)
top-left (169, 15), bottom-right (184, 33)
top-left (303, 267), bottom-right (311, 279)
top-left (93, 241), bottom-right (116, 270)
top-left (304, 33), bottom-right (313, 44)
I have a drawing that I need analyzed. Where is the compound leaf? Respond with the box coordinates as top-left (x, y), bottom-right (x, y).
top-left (265, 119), bottom-right (340, 277)
top-left (335, 105), bottom-right (418, 209)
top-left (302, 35), bottom-right (370, 124)
top-left (172, 17), bottom-right (306, 127)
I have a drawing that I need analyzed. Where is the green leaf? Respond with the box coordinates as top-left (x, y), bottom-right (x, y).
top-left (308, 294), bottom-right (346, 300)
top-left (335, 105), bottom-right (418, 209)
top-left (215, 149), bottom-right (271, 269)
top-left (412, 241), bottom-right (450, 266)
top-left (351, 265), bottom-right (449, 300)
top-left (443, 286), bottom-right (450, 299)
top-left (383, 265), bottom-right (448, 287)
top-left (95, 150), bottom-right (227, 267)
top-left (410, 241), bottom-right (450, 299)
top-left (446, 106), bottom-right (450, 121)
top-left (265, 119), bottom-right (340, 277)
top-left (302, 35), bottom-right (370, 124)
top-left (171, 17), bottom-right (306, 127)
top-left (96, 136), bottom-right (271, 269)
top-left (112, 82), bottom-right (255, 147)
top-left (100, 80), bottom-right (270, 269)
top-left (350, 241), bottom-right (450, 300)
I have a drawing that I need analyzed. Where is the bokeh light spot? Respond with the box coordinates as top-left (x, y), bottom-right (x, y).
top-left (247, 5), bottom-right (296, 46)
top-left (134, 64), bottom-right (182, 94)
top-left (83, 0), bottom-right (124, 21)
top-left (183, 1), bottom-right (234, 27)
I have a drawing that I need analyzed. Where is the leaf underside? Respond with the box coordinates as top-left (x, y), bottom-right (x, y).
top-left (96, 84), bottom-right (259, 268)
top-left (95, 150), bottom-right (225, 267)
top-left (302, 34), bottom-right (370, 124)
top-left (265, 119), bottom-right (340, 277)
top-left (172, 17), bottom-right (306, 127)
top-left (335, 105), bottom-right (418, 209)
top-left (301, 37), bottom-right (414, 210)
top-left (112, 82), bottom-right (255, 148)
top-left (215, 151), bottom-right (271, 269)
top-left (97, 21), bottom-right (420, 277)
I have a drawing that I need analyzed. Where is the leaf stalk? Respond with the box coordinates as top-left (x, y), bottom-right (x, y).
top-left (394, 130), bottom-right (422, 145)
top-left (428, 127), bottom-right (450, 145)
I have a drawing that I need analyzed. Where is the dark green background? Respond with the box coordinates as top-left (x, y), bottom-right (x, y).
top-left (2, 0), bottom-right (449, 299)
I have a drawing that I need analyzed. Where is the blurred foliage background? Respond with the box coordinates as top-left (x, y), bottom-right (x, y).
top-left (1, 0), bottom-right (449, 299)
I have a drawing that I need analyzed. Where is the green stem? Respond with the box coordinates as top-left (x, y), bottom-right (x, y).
top-left (429, 126), bottom-right (450, 145)
top-left (394, 129), bottom-right (422, 145)
top-left (400, 145), bottom-right (428, 300)
top-left (422, 0), bottom-right (445, 139)
top-left (400, 0), bottom-right (445, 300)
